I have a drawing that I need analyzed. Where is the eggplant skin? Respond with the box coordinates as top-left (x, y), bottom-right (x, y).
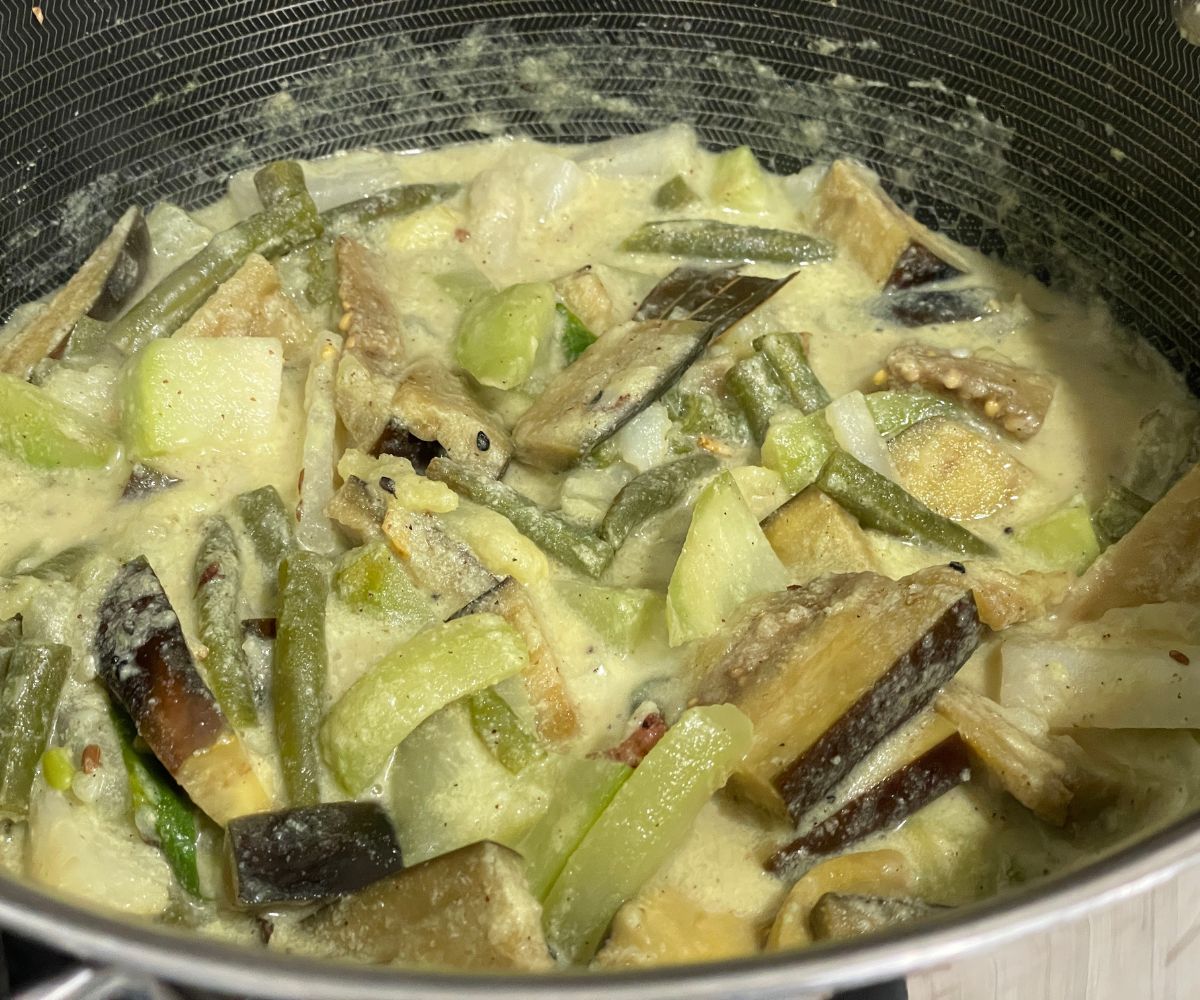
top-left (774, 593), bottom-right (982, 822)
top-left (95, 556), bottom-right (227, 771)
top-left (226, 801), bottom-right (404, 909)
top-left (89, 207), bottom-right (151, 320)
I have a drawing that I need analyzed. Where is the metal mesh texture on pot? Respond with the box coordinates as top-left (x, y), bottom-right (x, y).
top-left (1, 1), bottom-right (1197, 381)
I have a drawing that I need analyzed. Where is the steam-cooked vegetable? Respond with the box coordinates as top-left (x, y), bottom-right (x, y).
top-left (334, 542), bottom-right (436, 631)
top-left (621, 219), bottom-right (834, 266)
top-left (0, 374), bottom-right (120, 469)
top-left (652, 174), bottom-right (699, 210)
top-left (111, 705), bottom-right (201, 898)
top-left (727, 352), bottom-right (793, 442)
top-left (321, 613), bottom-right (528, 793)
top-left (273, 551), bottom-right (330, 806)
top-left (456, 282), bottom-right (557, 389)
top-left (710, 145), bottom-right (771, 212)
top-left (194, 516), bottom-right (257, 728)
top-left (303, 841), bottom-right (552, 969)
top-left (693, 572), bottom-right (983, 819)
top-left (756, 331), bottom-right (830, 414)
top-left (226, 801), bottom-right (405, 908)
top-left (541, 704), bottom-right (752, 964)
top-left (466, 688), bottom-right (545, 774)
top-left (426, 457), bottom-right (614, 577)
top-left (381, 508), bottom-right (499, 619)
top-left (555, 581), bottom-right (664, 653)
top-left (760, 486), bottom-right (876, 579)
top-left (94, 557), bottom-right (271, 824)
top-left (0, 206), bottom-right (149, 377)
top-left (0, 642), bottom-right (70, 820)
top-left (1015, 497), bottom-right (1100, 574)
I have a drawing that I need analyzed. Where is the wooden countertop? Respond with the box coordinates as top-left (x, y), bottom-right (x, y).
top-left (906, 861), bottom-right (1200, 999)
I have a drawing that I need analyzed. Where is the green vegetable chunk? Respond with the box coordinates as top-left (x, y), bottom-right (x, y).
top-left (600, 452), bottom-right (718, 547)
top-left (0, 643), bottom-right (71, 820)
top-left (0, 373), bottom-right (119, 469)
top-left (40, 747), bottom-right (75, 792)
top-left (727, 353), bottom-right (793, 442)
top-left (555, 581), bottom-right (665, 653)
top-left (518, 757), bottom-right (632, 901)
top-left (426, 457), bottom-right (615, 578)
top-left (755, 332), bottom-right (831, 415)
top-left (652, 174), bottom-right (700, 210)
top-left (109, 188), bottom-right (323, 354)
top-left (274, 551), bottom-right (330, 806)
top-left (236, 485), bottom-right (295, 588)
top-left (761, 409), bottom-right (838, 492)
top-left (541, 704), bottom-right (753, 964)
top-left (111, 705), bottom-right (201, 898)
top-left (194, 516), bottom-right (256, 728)
top-left (334, 543), bottom-right (436, 631)
top-left (864, 390), bottom-right (962, 440)
top-left (466, 687), bottom-right (545, 774)
top-left (667, 471), bottom-right (789, 646)
top-left (1017, 497), bottom-right (1101, 574)
top-left (710, 146), bottom-right (771, 212)
top-left (321, 614), bottom-right (528, 794)
top-left (123, 338), bottom-right (283, 456)
top-left (456, 282), bottom-right (557, 390)
top-left (557, 304), bottom-right (597, 364)
top-left (817, 450), bottom-right (993, 556)
top-left (621, 219), bottom-right (834, 266)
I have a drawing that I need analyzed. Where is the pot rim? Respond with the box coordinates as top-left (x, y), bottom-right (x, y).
top-left (1, 807), bottom-right (1197, 997)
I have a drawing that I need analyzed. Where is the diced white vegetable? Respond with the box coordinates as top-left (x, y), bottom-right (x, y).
top-left (296, 333), bottom-right (343, 556)
top-left (572, 125), bottom-right (699, 179)
top-left (122, 337), bottom-right (283, 456)
top-left (826, 391), bottom-right (899, 481)
top-left (1001, 641), bottom-right (1200, 729)
top-left (612, 403), bottom-right (672, 473)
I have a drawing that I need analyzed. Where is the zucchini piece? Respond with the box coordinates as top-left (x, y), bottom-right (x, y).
top-left (515, 267), bottom-right (796, 471)
top-left (456, 282), bottom-right (557, 389)
top-left (767, 721), bottom-right (968, 874)
top-left (320, 613), bottom-right (528, 793)
top-left (334, 542), bottom-right (437, 631)
top-left (451, 577), bottom-right (579, 745)
top-left (554, 581), bottom-right (664, 653)
top-left (760, 486), bottom-right (877, 580)
top-left (1016, 497), bottom-right (1101, 575)
top-left (0, 206), bottom-right (149, 378)
top-left (0, 373), bottom-right (120, 469)
top-left (541, 704), bottom-right (753, 965)
top-left (809, 893), bottom-right (946, 942)
top-left (693, 571), bottom-right (983, 820)
top-left (303, 841), bottom-right (552, 970)
top-left (666, 471), bottom-right (788, 646)
top-left (767, 849), bottom-right (912, 950)
top-left (122, 337), bottom-right (284, 456)
top-left (383, 360), bottom-right (512, 477)
top-left (710, 146), bottom-right (771, 212)
top-left (335, 236), bottom-right (405, 372)
top-left (811, 159), bottom-right (964, 287)
top-left (226, 801), bottom-right (404, 909)
top-left (863, 389), bottom-right (962, 439)
top-left (94, 557), bottom-right (271, 824)
top-left (761, 409), bottom-right (837, 493)
top-left (1057, 464), bottom-right (1200, 621)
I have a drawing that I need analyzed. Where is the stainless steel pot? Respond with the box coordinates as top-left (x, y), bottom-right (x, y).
top-left (2, 1), bottom-right (1199, 995)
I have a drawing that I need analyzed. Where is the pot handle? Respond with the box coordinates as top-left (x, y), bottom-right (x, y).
top-left (11, 966), bottom-right (187, 1000)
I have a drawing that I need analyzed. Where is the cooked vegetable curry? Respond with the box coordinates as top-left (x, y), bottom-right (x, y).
top-left (1, 126), bottom-right (1199, 969)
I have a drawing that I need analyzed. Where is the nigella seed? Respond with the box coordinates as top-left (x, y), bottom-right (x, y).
top-left (476, 431), bottom-right (490, 452)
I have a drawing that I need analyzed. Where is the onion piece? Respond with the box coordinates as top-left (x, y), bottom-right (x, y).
top-left (825, 391), bottom-right (899, 482)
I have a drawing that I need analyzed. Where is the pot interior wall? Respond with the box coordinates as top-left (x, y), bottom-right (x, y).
top-left (1, 1), bottom-right (1198, 383)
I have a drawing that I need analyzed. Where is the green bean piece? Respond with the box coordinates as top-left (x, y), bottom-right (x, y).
top-left (663, 388), bottom-right (751, 445)
top-left (466, 687), bottom-right (545, 774)
top-left (425, 458), bottom-right (615, 578)
top-left (13, 544), bottom-right (94, 583)
top-left (253, 161), bottom-right (317, 219)
top-left (0, 642), bottom-right (70, 820)
top-left (194, 516), bottom-right (256, 729)
top-left (0, 617), bottom-right (20, 688)
top-left (863, 390), bottom-right (962, 440)
top-left (274, 551), bottom-right (329, 806)
top-left (652, 174), bottom-right (700, 210)
top-left (111, 705), bottom-right (201, 897)
top-left (304, 239), bottom-right (336, 308)
top-left (600, 452), bottom-right (719, 548)
top-left (755, 332), bottom-right (830, 415)
top-left (727, 353), bottom-right (793, 442)
top-left (817, 450), bottom-right (993, 556)
top-left (236, 486), bottom-right (295, 588)
top-left (620, 219), bottom-right (835, 266)
top-left (109, 197), bottom-right (324, 355)
top-left (557, 304), bottom-right (597, 364)
top-left (319, 183), bottom-right (461, 232)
